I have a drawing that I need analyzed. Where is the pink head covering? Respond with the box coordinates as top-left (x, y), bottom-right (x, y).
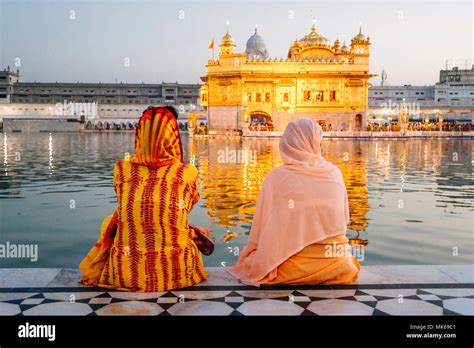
top-left (279, 118), bottom-right (332, 169)
top-left (227, 118), bottom-right (350, 286)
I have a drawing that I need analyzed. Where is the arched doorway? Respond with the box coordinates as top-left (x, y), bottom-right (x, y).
top-left (249, 110), bottom-right (274, 131)
top-left (355, 114), bottom-right (363, 131)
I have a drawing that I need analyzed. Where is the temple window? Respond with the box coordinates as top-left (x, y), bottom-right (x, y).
top-left (265, 92), bottom-right (271, 103)
top-left (330, 91), bottom-right (336, 102)
top-left (315, 91), bottom-right (324, 102)
top-left (283, 92), bottom-right (289, 102)
top-left (247, 92), bottom-right (252, 102)
top-left (304, 90), bottom-right (311, 102)
top-left (256, 93), bottom-right (262, 102)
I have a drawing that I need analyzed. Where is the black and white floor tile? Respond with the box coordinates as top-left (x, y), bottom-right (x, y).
top-left (1, 285), bottom-right (473, 316)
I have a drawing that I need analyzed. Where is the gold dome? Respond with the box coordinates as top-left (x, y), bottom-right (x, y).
top-left (219, 28), bottom-right (236, 55)
top-left (341, 40), bottom-right (349, 53)
top-left (353, 26), bottom-right (367, 42)
top-left (300, 23), bottom-right (329, 46)
top-left (222, 32), bottom-right (233, 42)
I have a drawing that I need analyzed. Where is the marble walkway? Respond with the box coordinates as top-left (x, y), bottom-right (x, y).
top-left (0, 265), bottom-right (473, 316)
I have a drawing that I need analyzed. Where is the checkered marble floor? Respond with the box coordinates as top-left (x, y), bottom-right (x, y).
top-left (1, 287), bottom-right (474, 316)
top-left (0, 266), bottom-right (473, 316)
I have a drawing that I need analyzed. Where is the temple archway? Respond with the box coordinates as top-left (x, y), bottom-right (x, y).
top-left (249, 110), bottom-right (274, 131)
top-left (355, 114), bottom-right (363, 130)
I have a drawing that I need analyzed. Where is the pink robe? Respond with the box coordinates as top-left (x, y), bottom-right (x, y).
top-left (227, 118), bottom-right (360, 286)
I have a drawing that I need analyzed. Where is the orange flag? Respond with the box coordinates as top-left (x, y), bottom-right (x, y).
top-left (208, 39), bottom-right (214, 49)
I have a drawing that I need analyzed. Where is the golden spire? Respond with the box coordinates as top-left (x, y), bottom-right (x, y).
top-left (220, 22), bottom-right (236, 55)
top-left (222, 21), bottom-right (233, 40)
top-left (341, 36), bottom-right (349, 53)
top-left (334, 34), bottom-right (341, 51)
top-left (311, 17), bottom-right (317, 33)
top-left (353, 22), bottom-right (367, 41)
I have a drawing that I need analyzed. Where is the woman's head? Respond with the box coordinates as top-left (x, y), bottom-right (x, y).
top-left (279, 118), bottom-right (328, 167)
top-left (130, 106), bottom-right (183, 168)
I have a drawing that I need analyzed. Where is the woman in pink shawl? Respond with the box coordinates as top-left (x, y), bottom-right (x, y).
top-left (227, 118), bottom-right (360, 286)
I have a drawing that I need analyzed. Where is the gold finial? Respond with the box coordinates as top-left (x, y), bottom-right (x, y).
top-left (226, 21), bottom-right (230, 34)
top-left (341, 36), bottom-right (348, 52)
top-left (311, 17), bottom-right (317, 32)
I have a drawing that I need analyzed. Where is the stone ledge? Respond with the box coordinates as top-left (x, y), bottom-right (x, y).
top-left (0, 265), bottom-right (472, 289)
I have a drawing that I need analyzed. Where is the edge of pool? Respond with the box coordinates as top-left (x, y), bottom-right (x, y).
top-left (0, 265), bottom-right (472, 289)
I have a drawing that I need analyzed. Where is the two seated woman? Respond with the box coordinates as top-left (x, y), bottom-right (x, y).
top-left (79, 107), bottom-right (359, 292)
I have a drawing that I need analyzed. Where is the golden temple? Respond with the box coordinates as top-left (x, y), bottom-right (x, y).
top-left (200, 22), bottom-right (375, 134)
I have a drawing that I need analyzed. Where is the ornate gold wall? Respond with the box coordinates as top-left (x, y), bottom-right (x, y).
top-left (200, 24), bottom-right (375, 133)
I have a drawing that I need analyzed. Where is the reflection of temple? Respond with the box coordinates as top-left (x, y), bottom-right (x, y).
top-left (189, 137), bottom-right (282, 228)
top-left (188, 138), bottom-right (370, 234)
top-left (323, 141), bottom-right (370, 233)
top-left (200, 22), bottom-right (374, 134)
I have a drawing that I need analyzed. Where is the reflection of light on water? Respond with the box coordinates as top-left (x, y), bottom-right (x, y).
top-left (242, 163), bottom-right (249, 200)
top-left (222, 231), bottom-right (239, 242)
top-left (3, 133), bottom-right (8, 176)
top-left (400, 147), bottom-right (406, 192)
top-left (196, 138), bottom-right (372, 231)
top-left (48, 133), bottom-right (54, 176)
top-left (191, 137), bottom-right (472, 262)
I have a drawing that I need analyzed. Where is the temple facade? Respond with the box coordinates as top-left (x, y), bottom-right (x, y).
top-left (200, 23), bottom-right (375, 134)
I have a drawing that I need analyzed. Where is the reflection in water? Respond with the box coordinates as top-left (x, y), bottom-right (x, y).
top-left (191, 138), bottom-right (282, 230)
top-left (190, 137), bottom-right (371, 237)
top-left (0, 132), bottom-right (472, 267)
top-left (48, 133), bottom-right (54, 177)
top-left (3, 133), bottom-right (7, 177)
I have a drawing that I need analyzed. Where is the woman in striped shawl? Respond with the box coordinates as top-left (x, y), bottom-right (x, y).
top-left (79, 106), bottom-right (209, 292)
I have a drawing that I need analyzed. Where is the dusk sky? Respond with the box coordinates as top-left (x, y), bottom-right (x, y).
top-left (0, 0), bottom-right (472, 86)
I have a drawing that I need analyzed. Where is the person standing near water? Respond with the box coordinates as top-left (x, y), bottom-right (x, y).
top-left (227, 118), bottom-right (360, 286)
